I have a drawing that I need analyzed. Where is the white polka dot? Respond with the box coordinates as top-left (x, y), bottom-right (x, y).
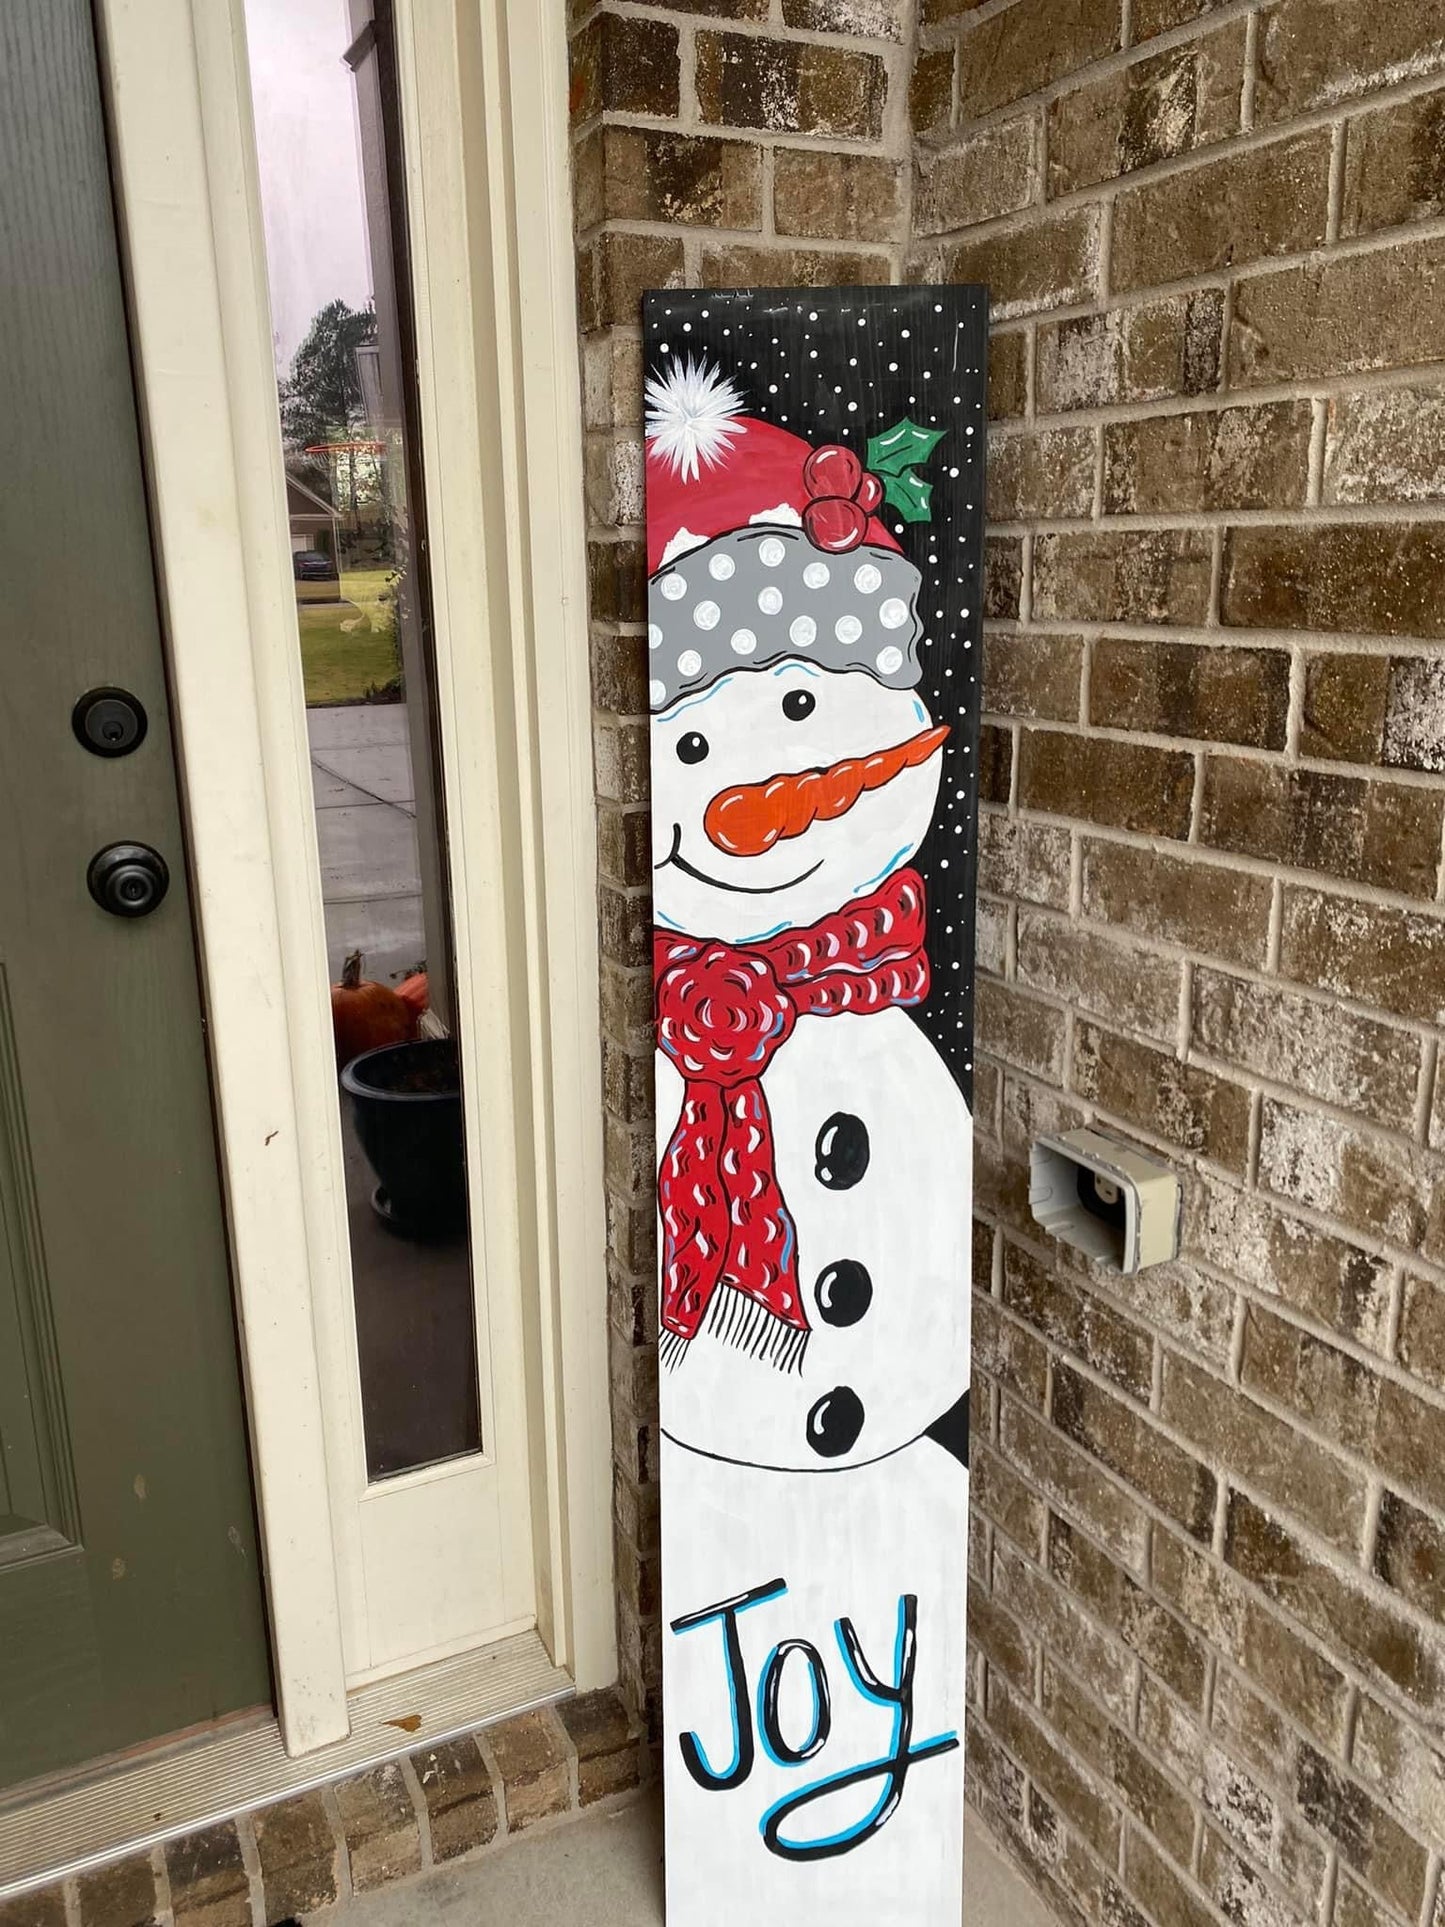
top-left (708, 552), bottom-right (736, 581)
top-left (879, 598), bottom-right (909, 629)
top-left (648, 624), bottom-right (662, 649)
top-left (649, 679), bottom-right (666, 705)
top-left (758, 585), bottom-right (784, 616)
top-left (693, 600), bottom-right (720, 630)
top-left (835, 615), bottom-right (863, 645)
top-left (677, 649), bottom-right (702, 677)
top-left (854, 563), bottom-right (882, 594)
top-left (660, 574), bottom-right (686, 601)
top-left (758, 537), bottom-right (787, 568)
top-left (802, 561), bottom-right (831, 589)
top-left (789, 616), bottom-right (817, 646)
top-left (730, 629), bottom-right (757, 655)
top-left (877, 646), bottom-right (904, 675)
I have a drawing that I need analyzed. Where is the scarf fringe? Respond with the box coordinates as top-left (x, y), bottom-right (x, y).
top-left (661, 1283), bottom-right (809, 1376)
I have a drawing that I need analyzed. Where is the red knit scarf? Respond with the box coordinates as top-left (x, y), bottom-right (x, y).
top-left (654, 868), bottom-right (929, 1359)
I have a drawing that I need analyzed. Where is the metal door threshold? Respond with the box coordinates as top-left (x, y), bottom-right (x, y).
top-left (0, 1629), bottom-right (571, 1898)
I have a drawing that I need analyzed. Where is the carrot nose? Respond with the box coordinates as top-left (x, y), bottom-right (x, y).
top-left (703, 724), bottom-right (950, 857)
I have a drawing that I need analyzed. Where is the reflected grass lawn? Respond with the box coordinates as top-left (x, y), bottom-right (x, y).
top-left (296, 568), bottom-right (402, 705)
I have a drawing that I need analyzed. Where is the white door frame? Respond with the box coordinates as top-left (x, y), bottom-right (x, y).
top-left (96, 0), bottom-right (613, 1751)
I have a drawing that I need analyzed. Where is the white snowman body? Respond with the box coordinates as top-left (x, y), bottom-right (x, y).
top-left (652, 652), bottom-right (973, 1474)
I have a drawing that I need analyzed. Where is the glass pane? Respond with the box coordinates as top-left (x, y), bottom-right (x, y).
top-left (244, 0), bottom-right (481, 1479)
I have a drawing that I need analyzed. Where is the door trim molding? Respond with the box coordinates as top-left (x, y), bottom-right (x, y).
top-left (95, 0), bottom-right (613, 1753)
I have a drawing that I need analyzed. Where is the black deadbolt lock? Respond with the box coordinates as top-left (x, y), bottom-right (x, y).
top-left (88, 842), bottom-right (169, 919)
top-left (73, 687), bottom-right (148, 758)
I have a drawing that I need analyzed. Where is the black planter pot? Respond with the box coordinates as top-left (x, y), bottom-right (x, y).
top-left (340, 1038), bottom-right (466, 1238)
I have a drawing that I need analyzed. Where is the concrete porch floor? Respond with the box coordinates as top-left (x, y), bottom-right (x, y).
top-left (316, 1790), bottom-right (1057, 1925)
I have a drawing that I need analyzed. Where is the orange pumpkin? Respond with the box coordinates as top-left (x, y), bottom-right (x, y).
top-left (395, 969), bottom-right (429, 1023)
top-left (331, 950), bottom-right (415, 1068)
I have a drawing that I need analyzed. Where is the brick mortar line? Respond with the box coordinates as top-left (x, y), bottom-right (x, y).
top-left (581, 212), bottom-right (898, 249)
top-left (984, 501), bottom-right (1445, 529)
top-left (573, 0), bottom-right (911, 54)
top-left (982, 615), bottom-right (1445, 663)
top-left (1001, 356), bottom-right (1445, 431)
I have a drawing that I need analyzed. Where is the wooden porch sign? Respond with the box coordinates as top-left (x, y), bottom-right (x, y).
top-left (645, 285), bottom-right (986, 1924)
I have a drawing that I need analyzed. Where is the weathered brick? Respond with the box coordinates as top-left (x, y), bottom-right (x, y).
top-left (2, 1890), bottom-right (66, 1927)
top-left (252, 1794), bottom-right (340, 1920)
top-left (1106, 1254), bottom-right (1237, 1368)
top-left (1122, 1832), bottom-right (1216, 1927)
top-left (1382, 653), bottom-right (1445, 771)
top-left (1193, 968), bottom-right (1423, 1129)
top-left (695, 33), bottom-right (887, 137)
top-left (1301, 652), bottom-right (1391, 763)
top-left (1000, 1395), bottom-right (1152, 1571)
top-left (943, 208), bottom-right (1101, 320)
top-left (1017, 909), bottom-right (1182, 1042)
top-left (987, 330), bottom-right (1028, 422)
top-left (985, 1676), bottom-right (1123, 1861)
top-left (592, 234), bottom-right (684, 331)
top-left (976, 895), bottom-right (1009, 976)
top-left (1200, 1826), bottom-right (1325, 1926)
top-left (1255, 0), bottom-right (1445, 124)
top-left (773, 150), bottom-right (900, 244)
top-left (1133, 0), bottom-right (1231, 38)
top-left (969, 1577), bottom-right (1039, 1690)
top-left (781, 0), bottom-right (905, 33)
top-left (1353, 1692), bottom-right (1445, 1841)
top-left (1295, 1744), bottom-right (1430, 1921)
top-left (698, 241), bottom-right (891, 287)
top-left (569, 13), bottom-right (680, 121)
top-left (1049, 22), bottom-right (1246, 195)
top-left (959, 0), bottom-right (1122, 118)
top-left (597, 806), bottom-right (651, 891)
top-left (987, 427), bottom-right (1096, 520)
top-left (165, 1824), bottom-right (249, 1927)
top-left (1104, 401), bottom-right (1311, 513)
top-left (1335, 1872), bottom-right (1403, 1927)
top-left (410, 1736), bottom-right (498, 1862)
top-left (1036, 291), bottom-right (1223, 411)
top-left (1049, 1514), bottom-right (1208, 1706)
top-left (73, 1859), bottom-right (157, 1927)
top-left (1019, 730), bottom-right (1195, 836)
top-left (979, 812), bottom-right (1072, 907)
top-left (1091, 638), bottom-right (1290, 747)
top-left (1033, 529), bottom-right (1213, 625)
top-left (976, 979), bottom-right (1067, 1079)
top-left (334, 1763), bottom-right (422, 1893)
top-left (1112, 131), bottom-right (1330, 293)
top-left (1152, 1524), bottom-right (1352, 1748)
top-left (909, 44), bottom-right (954, 141)
top-left (556, 1688), bottom-right (643, 1804)
top-left (979, 724), bottom-right (1014, 804)
top-left (914, 117), bottom-right (1036, 236)
top-left (1042, 1664), bottom-right (1197, 1859)
top-left (1002, 1241), bottom-right (1154, 1398)
top-left (581, 128), bottom-right (761, 231)
top-left (983, 535), bottom-right (1024, 620)
top-left (1053, 1362), bottom-right (1218, 1540)
top-left (582, 331), bottom-right (643, 435)
top-left (488, 1709), bottom-right (571, 1830)
top-left (1373, 1488), bottom-right (1445, 1622)
top-left (1326, 388), bottom-right (1445, 512)
top-left (1230, 236), bottom-right (1445, 386)
top-left (1200, 757), bottom-right (1445, 898)
top-left (974, 1294), bottom-right (1050, 1408)
top-left (972, 1438), bottom-right (1048, 1554)
top-left (1399, 1272), bottom-right (1445, 1392)
top-left (983, 631), bottom-right (1083, 720)
top-left (1073, 1021), bottom-right (1251, 1169)
top-left (1160, 1350), bottom-right (1369, 1552)
top-left (1082, 839), bottom-right (1273, 969)
top-left (1257, 1097), bottom-right (1441, 1255)
top-left (1280, 885), bottom-right (1445, 1023)
top-left (1342, 88), bottom-right (1445, 236)
top-left (1224, 522), bottom-right (1445, 639)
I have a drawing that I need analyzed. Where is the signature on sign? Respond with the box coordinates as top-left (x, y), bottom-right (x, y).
top-left (669, 1578), bottom-right (959, 1862)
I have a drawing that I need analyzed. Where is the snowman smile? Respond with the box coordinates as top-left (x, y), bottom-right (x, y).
top-left (658, 822), bottom-right (823, 895)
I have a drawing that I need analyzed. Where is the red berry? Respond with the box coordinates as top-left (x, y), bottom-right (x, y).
top-left (803, 444), bottom-right (863, 502)
top-left (855, 470), bottom-right (884, 514)
top-left (804, 496), bottom-right (869, 553)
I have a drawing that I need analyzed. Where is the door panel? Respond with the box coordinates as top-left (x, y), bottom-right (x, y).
top-left (0, 0), bottom-right (271, 1788)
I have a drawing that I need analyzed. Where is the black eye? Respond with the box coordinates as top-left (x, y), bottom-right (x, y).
top-left (782, 689), bottom-right (815, 722)
top-left (676, 731), bottom-right (709, 765)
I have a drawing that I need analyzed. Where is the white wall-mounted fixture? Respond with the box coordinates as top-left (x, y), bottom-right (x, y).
top-left (1029, 1128), bottom-right (1181, 1274)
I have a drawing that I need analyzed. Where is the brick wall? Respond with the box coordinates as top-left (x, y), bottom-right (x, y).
top-left (569, 3), bottom-right (1445, 1921)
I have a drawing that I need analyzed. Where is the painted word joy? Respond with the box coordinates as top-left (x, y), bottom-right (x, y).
top-left (669, 1579), bottom-right (959, 1863)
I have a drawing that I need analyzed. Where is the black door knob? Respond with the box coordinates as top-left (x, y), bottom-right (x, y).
top-left (88, 842), bottom-right (169, 918)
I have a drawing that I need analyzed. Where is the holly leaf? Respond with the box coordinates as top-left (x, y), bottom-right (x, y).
top-left (881, 469), bottom-right (934, 523)
top-left (867, 417), bottom-right (945, 479)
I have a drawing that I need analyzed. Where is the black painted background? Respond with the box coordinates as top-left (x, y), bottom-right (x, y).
top-left (642, 285), bottom-right (988, 1103)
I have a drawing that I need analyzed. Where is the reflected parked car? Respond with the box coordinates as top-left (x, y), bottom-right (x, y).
top-left (292, 547), bottom-right (341, 603)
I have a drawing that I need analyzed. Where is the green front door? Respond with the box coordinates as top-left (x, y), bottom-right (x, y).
top-left (0, 0), bottom-right (272, 1788)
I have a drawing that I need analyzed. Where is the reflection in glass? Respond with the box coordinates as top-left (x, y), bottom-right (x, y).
top-left (245, 0), bottom-right (480, 1478)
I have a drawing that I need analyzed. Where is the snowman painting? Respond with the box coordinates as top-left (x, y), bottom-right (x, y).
top-left (644, 287), bottom-right (983, 1926)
